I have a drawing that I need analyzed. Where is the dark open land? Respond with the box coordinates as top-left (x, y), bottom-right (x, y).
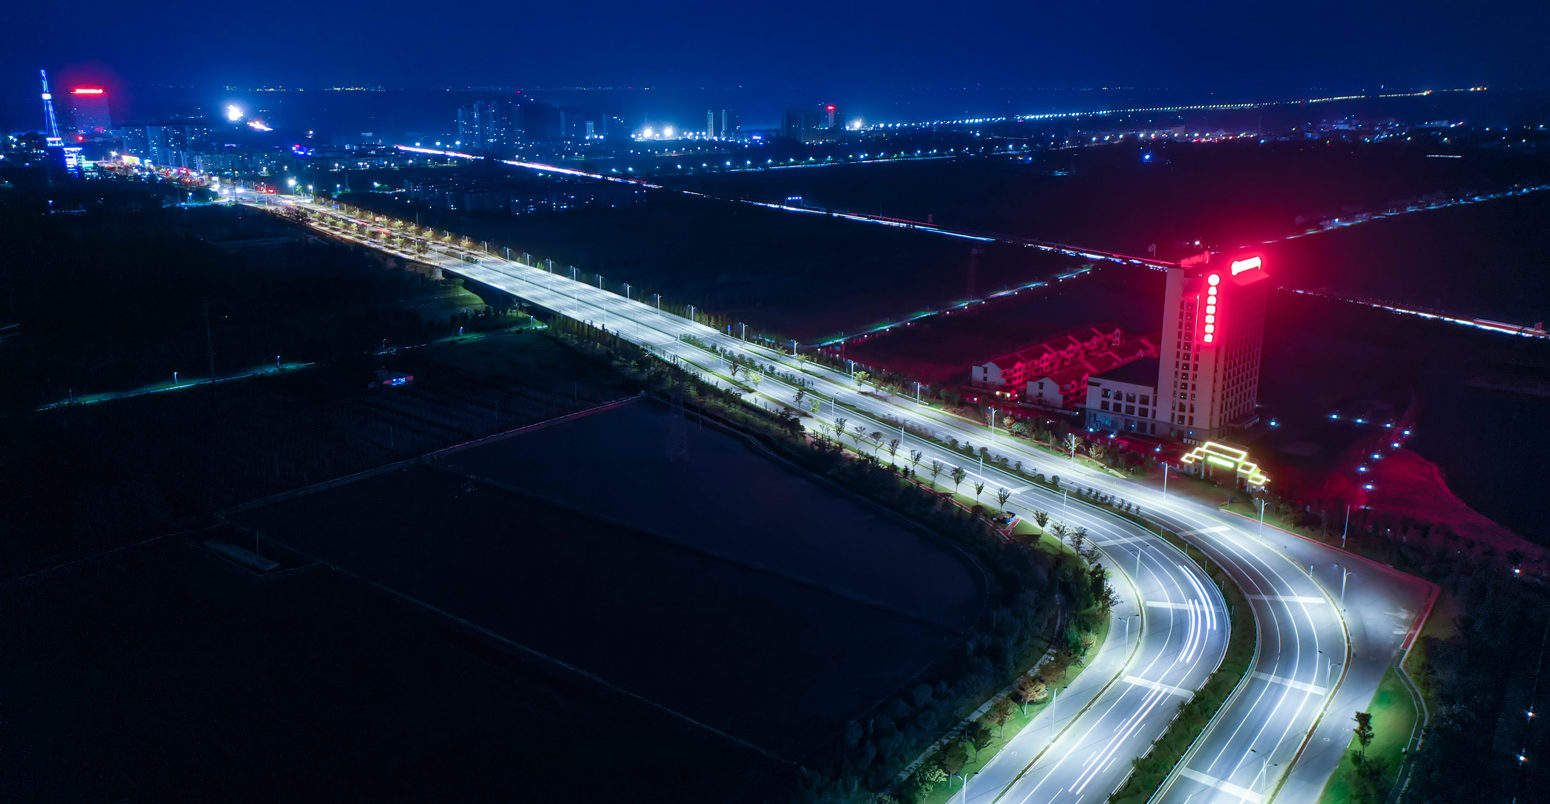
top-left (666, 140), bottom-right (1550, 256)
top-left (0, 201), bottom-right (500, 412)
top-left (342, 188), bottom-right (1087, 342)
top-left (0, 329), bottom-right (638, 576)
top-left (838, 266), bottom-right (1163, 384)
top-left (0, 536), bottom-right (770, 802)
top-left (228, 401), bottom-right (988, 761)
top-left (1262, 189), bottom-right (1550, 324)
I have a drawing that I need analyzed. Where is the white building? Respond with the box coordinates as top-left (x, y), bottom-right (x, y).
top-left (1154, 253), bottom-right (1269, 441)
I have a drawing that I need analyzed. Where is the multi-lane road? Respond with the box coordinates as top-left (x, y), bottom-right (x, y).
top-left (255, 194), bottom-right (1432, 803)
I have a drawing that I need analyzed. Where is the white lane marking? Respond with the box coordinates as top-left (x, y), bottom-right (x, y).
top-left (1096, 534), bottom-right (1148, 546)
top-left (1247, 594), bottom-right (1327, 604)
top-left (1253, 671), bottom-right (1329, 696)
top-left (1179, 525), bottom-right (1230, 535)
top-left (1179, 768), bottom-right (1264, 803)
top-left (1124, 675), bottom-right (1193, 698)
top-left (1147, 600), bottom-right (1192, 610)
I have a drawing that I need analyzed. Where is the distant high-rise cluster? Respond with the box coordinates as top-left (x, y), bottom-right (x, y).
top-left (454, 98), bottom-right (581, 150)
top-left (705, 108), bottom-right (737, 139)
top-left (781, 103), bottom-right (843, 143)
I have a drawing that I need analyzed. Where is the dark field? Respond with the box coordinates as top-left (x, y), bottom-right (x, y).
top-left (668, 141), bottom-right (1549, 255)
top-left (839, 267), bottom-right (1164, 384)
top-left (1, 331), bottom-right (638, 576)
top-left (0, 538), bottom-right (772, 802)
top-left (229, 402), bottom-right (987, 759)
top-left (1262, 190), bottom-right (1550, 324)
top-left (344, 189), bottom-right (1086, 342)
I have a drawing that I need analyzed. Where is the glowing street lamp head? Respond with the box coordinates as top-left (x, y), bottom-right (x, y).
top-left (225, 104), bottom-right (244, 122)
top-left (662, 125), bottom-right (674, 139)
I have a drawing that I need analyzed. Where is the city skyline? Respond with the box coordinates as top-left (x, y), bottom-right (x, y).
top-left (3, 0), bottom-right (1547, 128)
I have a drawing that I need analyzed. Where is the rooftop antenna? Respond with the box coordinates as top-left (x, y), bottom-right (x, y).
top-left (39, 68), bottom-right (63, 147)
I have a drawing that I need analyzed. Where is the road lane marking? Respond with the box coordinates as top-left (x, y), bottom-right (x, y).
top-left (1247, 594), bottom-right (1327, 604)
top-left (1124, 675), bottom-right (1193, 698)
top-left (1179, 525), bottom-right (1230, 535)
top-left (1179, 768), bottom-right (1264, 803)
top-left (1097, 535), bottom-right (1148, 546)
top-left (1252, 672), bottom-right (1329, 696)
top-left (1147, 600), bottom-right (1192, 610)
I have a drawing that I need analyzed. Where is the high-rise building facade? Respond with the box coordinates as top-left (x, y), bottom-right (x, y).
top-left (1154, 252), bottom-right (1269, 441)
top-left (66, 87), bottom-right (111, 134)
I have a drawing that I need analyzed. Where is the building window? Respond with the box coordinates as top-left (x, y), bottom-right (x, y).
top-left (1101, 401), bottom-right (1110, 411)
top-left (1102, 389), bottom-right (1111, 399)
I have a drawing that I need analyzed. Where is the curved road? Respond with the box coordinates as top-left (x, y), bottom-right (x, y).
top-left (262, 196), bottom-right (1431, 803)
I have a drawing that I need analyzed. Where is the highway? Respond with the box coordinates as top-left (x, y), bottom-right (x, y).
top-left (255, 194), bottom-right (1432, 803)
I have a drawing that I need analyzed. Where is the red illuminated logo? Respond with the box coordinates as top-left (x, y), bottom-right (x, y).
top-left (72, 88), bottom-right (105, 95)
top-left (1204, 275), bottom-right (1220, 344)
top-left (1230, 256), bottom-right (1262, 275)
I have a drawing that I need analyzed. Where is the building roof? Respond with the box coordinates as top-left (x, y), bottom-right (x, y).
top-left (1094, 356), bottom-right (1160, 388)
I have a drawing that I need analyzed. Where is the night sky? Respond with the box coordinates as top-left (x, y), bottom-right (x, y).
top-left (2, 0), bottom-right (1545, 127)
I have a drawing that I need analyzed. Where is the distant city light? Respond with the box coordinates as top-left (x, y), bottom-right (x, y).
top-left (226, 104), bottom-right (245, 122)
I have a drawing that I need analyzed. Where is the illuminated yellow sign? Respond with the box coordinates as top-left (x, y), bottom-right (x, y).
top-left (1181, 441), bottom-right (1270, 488)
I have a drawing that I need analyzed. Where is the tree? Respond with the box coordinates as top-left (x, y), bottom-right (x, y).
top-left (911, 765), bottom-right (947, 798)
top-left (997, 487), bottom-right (1012, 510)
top-left (870, 430), bottom-right (884, 456)
top-left (887, 437), bottom-right (900, 466)
top-left (1015, 675), bottom-right (1047, 714)
top-left (1088, 441), bottom-right (1108, 462)
top-left (910, 449), bottom-right (924, 474)
top-left (1033, 510), bottom-right (1049, 530)
top-left (1353, 711), bottom-right (1374, 765)
top-left (989, 698), bottom-right (1014, 736)
top-left (930, 460), bottom-right (944, 490)
top-left (794, 388), bottom-right (806, 406)
top-left (939, 741), bottom-right (970, 781)
top-left (1050, 522), bottom-right (1069, 545)
top-left (951, 466), bottom-right (968, 495)
top-left (809, 397), bottom-right (821, 415)
top-left (833, 417), bottom-right (847, 444)
top-left (1070, 527), bottom-right (1087, 553)
top-left (973, 480), bottom-right (986, 503)
top-left (1063, 432), bottom-right (1080, 458)
top-left (850, 424), bottom-right (867, 450)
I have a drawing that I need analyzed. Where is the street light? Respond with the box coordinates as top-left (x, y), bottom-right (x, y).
top-left (1335, 564), bottom-right (1353, 609)
top-left (988, 407), bottom-right (998, 436)
top-left (623, 282), bottom-right (631, 301)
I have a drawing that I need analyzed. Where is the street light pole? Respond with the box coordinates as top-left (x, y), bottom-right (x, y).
top-left (988, 407), bottom-right (998, 436)
top-left (1342, 503), bottom-right (1350, 549)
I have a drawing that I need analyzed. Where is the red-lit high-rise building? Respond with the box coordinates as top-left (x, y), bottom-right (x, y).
top-left (66, 88), bottom-right (112, 134)
top-left (1154, 252), bottom-right (1269, 441)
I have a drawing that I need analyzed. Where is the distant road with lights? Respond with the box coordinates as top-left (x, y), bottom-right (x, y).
top-left (248, 194), bottom-right (1432, 803)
